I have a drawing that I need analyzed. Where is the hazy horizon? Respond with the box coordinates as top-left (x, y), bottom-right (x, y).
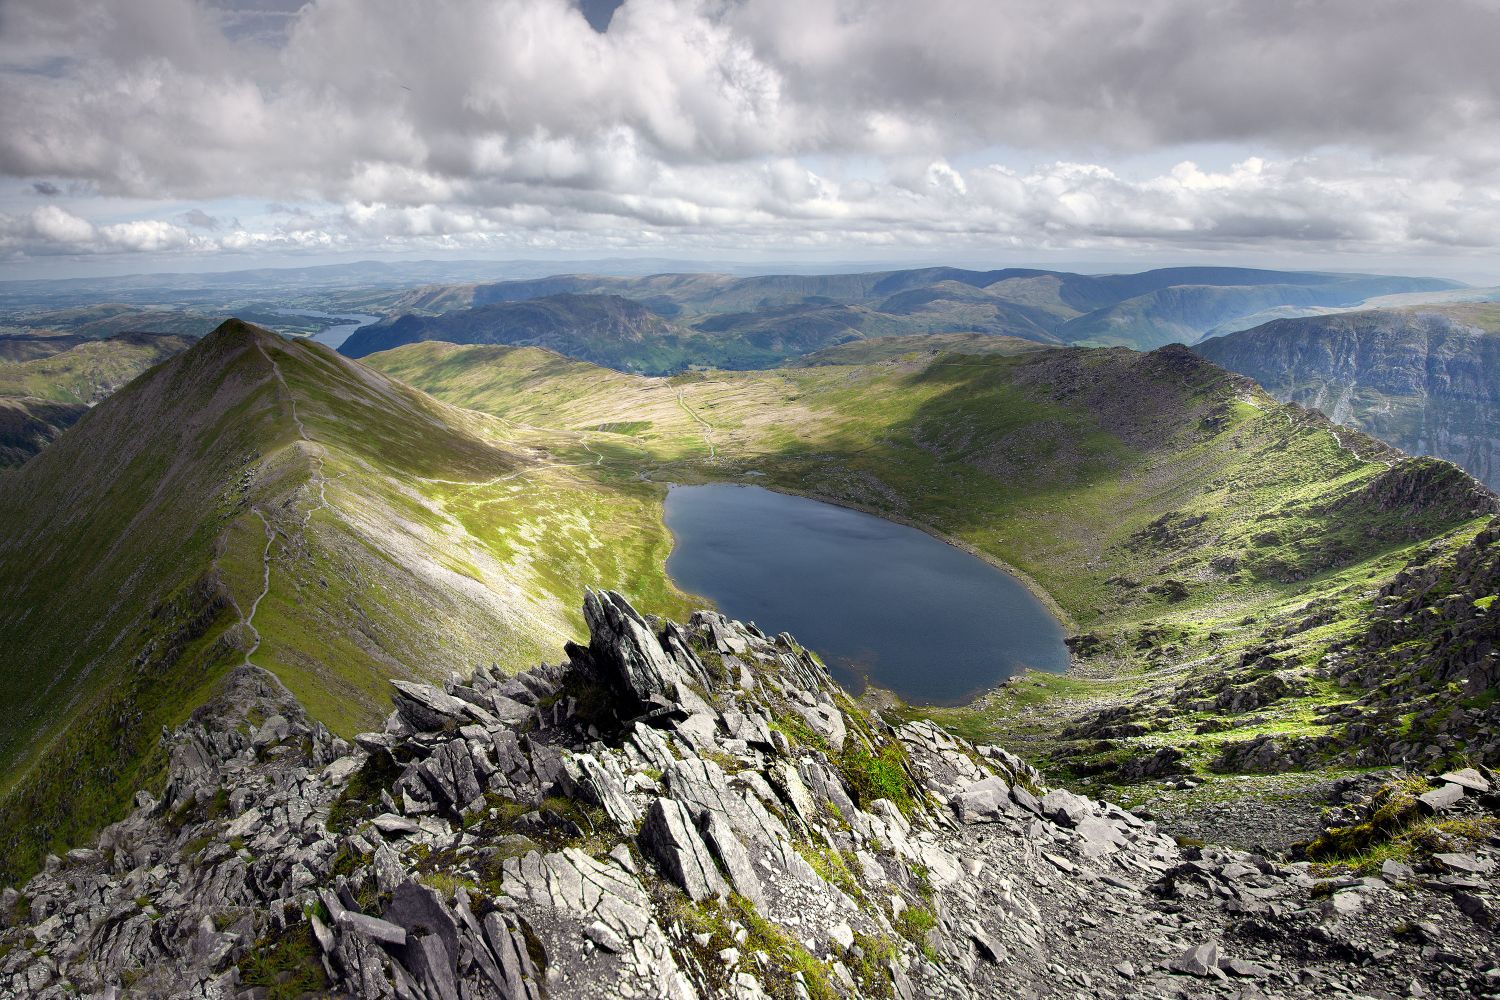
top-left (2, 250), bottom-right (1493, 289)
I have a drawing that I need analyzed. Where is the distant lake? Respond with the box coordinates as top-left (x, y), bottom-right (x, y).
top-left (269, 308), bottom-right (378, 349)
top-left (663, 484), bottom-right (1069, 705)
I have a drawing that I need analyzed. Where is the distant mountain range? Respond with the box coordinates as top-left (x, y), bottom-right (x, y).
top-left (341, 265), bottom-right (1459, 370)
top-left (1196, 303), bottom-right (1500, 489)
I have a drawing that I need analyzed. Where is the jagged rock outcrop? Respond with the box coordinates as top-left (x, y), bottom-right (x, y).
top-left (3, 591), bottom-right (1498, 998)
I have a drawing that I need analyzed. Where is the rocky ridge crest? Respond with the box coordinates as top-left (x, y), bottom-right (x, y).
top-left (2, 592), bottom-right (1497, 998)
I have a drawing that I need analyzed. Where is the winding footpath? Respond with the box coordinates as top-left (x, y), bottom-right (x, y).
top-left (237, 341), bottom-right (340, 668)
top-left (1280, 406), bottom-right (1394, 469)
top-left (241, 509), bottom-right (275, 667)
top-left (675, 387), bottom-right (717, 459)
top-left (1330, 427), bottom-right (1395, 468)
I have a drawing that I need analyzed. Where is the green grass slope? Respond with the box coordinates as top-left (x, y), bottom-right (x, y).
top-left (0, 332), bottom-right (193, 404)
top-left (370, 339), bottom-right (1495, 784)
top-left (0, 320), bottom-right (694, 886)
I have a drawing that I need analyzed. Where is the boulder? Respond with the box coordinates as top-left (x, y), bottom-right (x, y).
top-left (699, 812), bottom-right (767, 907)
top-left (1438, 768), bottom-right (1491, 793)
top-left (953, 776), bottom-right (1015, 824)
top-left (1380, 859), bottom-right (1414, 882)
top-left (1170, 942), bottom-right (1226, 978)
top-left (391, 681), bottom-right (484, 732)
top-left (580, 589), bottom-right (697, 709)
top-left (337, 911), bottom-right (408, 947)
top-left (1040, 788), bottom-right (1091, 827)
top-left (1010, 784), bottom-right (1043, 816)
top-left (1073, 815), bottom-right (1129, 857)
top-left (790, 701), bottom-right (847, 752)
top-left (1222, 957), bottom-right (1273, 978)
top-left (1418, 782), bottom-right (1465, 813)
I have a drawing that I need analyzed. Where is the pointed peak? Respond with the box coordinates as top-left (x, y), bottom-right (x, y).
top-left (203, 317), bottom-right (280, 348)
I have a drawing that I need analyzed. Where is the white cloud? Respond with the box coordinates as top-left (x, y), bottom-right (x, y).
top-left (2, 0), bottom-right (1499, 263)
top-left (27, 205), bottom-right (96, 244)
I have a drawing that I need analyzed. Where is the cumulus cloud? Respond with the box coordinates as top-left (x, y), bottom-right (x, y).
top-left (1, 0), bottom-right (1498, 262)
top-left (0, 204), bottom-right (212, 255)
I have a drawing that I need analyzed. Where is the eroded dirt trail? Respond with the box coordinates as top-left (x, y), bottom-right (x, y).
top-left (240, 509), bottom-right (274, 667)
top-left (676, 386), bottom-right (717, 459)
top-left (239, 341), bottom-right (339, 669)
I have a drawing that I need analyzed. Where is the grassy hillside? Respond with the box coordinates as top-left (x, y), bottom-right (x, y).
top-left (789, 333), bottom-right (1048, 366)
top-left (0, 320), bottom-right (696, 885)
top-left (0, 332), bottom-right (193, 404)
top-left (371, 339), bottom-right (1495, 790)
top-left (373, 341), bottom-right (1482, 623)
top-left (7, 323), bottom-right (1492, 885)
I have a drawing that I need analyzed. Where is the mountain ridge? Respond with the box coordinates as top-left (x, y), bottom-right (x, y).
top-left (364, 266), bottom-right (1458, 366)
top-left (0, 318), bottom-right (697, 884)
top-left (1195, 305), bottom-right (1500, 488)
top-left (3, 593), bottom-right (1498, 998)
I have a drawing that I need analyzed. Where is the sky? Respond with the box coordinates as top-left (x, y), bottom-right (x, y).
top-left (2, 0), bottom-right (1499, 281)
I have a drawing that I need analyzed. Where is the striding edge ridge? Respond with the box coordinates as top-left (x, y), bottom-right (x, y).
top-left (2, 589), bottom-right (1498, 999)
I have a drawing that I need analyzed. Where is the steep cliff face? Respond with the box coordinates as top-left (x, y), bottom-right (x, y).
top-left (4, 594), bottom-right (1498, 999)
top-left (1195, 309), bottom-right (1500, 488)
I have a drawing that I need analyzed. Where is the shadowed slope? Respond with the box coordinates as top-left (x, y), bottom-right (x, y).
top-left (0, 396), bottom-right (87, 466)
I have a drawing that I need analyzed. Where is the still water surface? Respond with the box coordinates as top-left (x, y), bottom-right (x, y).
top-left (663, 483), bottom-right (1069, 705)
top-left (268, 308), bottom-right (378, 348)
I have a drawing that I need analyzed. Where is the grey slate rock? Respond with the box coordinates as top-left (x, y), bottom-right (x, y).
top-left (580, 589), bottom-right (694, 708)
top-left (391, 681), bottom-right (484, 732)
top-left (1010, 784), bottom-right (1043, 816)
top-left (336, 912), bottom-right (408, 946)
top-left (1418, 782), bottom-right (1465, 812)
top-left (1041, 788), bottom-right (1091, 827)
top-left (1381, 859), bottom-right (1415, 882)
top-left (1438, 767), bottom-right (1490, 793)
top-left (1170, 942), bottom-right (1226, 978)
top-left (699, 811), bottom-right (766, 907)
top-left (384, 880), bottom-right (459, 965)
top-left (1222, 957), bottom-right (1273, 977)
top-left (482, 912), bottom-right (543, 1000)
top-left (953, 776), bottom-right (1015, 824)
top-left (638, 798), bottom-right (728, 902)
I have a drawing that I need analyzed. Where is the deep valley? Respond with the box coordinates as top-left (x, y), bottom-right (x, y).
top-left (2, 268), bottom-right (1498, 999)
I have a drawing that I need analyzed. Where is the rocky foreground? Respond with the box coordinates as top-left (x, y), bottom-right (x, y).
top-left (2, 592), bottom-right (1498, 999)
